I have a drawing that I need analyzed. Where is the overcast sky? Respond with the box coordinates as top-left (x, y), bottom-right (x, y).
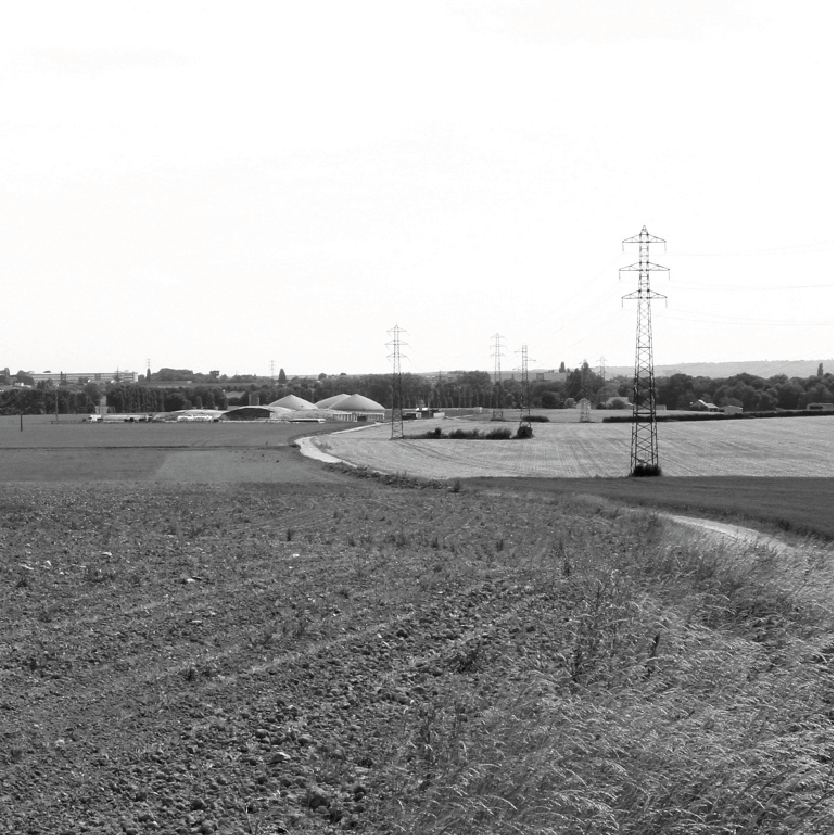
top-left (1, 1), bottom-right (832, 378)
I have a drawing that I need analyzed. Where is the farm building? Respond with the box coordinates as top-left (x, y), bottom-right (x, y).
top-left (326, 394), bottom-right (385, 422)
top-left (269, 395), bottom-right (318, 411)
top-left (221, 406), bottom-right (293, 421)
top-left (688, 400), bottom-right (721, 412)
top-left (807, 402), bottom-right (834, 412)
top-left (315, 393), bottom-right (350, 409)
top-left (152, 409), bottom-right (226, 422)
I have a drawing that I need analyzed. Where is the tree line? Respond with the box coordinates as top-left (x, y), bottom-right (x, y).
top-left (1, 366), bottom-right (831, 415)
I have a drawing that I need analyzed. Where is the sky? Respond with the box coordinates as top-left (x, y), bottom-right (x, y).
top-left (1, 1), bottom-right (832, 378)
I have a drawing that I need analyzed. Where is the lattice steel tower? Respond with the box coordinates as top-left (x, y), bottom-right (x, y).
top-left (518, 345), bottom-right (531, 422)
top-left (621, 226), bottom-right (669, 476)
top-left (387, 325), bottom-right (407, 439)
top-left (491, 333), bottom-right (505, 420)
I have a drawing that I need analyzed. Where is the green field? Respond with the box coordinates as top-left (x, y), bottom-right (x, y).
top-left (0, 420), bottom-right (345, 483)
top-left (460, 475), bottom-right (834, 541)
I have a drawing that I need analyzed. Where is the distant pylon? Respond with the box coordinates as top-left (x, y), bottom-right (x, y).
top-left (598, 355), bottom-right (607, 406)
top-left (270, 360), bottom-right (276, 382)
top-left (387, 326), bottom-right (407, 439)
top-left (517, 345), bottom-right (533, 419)
top-left (491, 333), bottom-right (505, 420)
top-left (621, 226), bottom-right (669, 476)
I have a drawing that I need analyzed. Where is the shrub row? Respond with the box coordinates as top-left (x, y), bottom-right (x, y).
top-left (603, 409), bottom-right (834, 423)
top-left (414, 427), bottom-right (533, 440)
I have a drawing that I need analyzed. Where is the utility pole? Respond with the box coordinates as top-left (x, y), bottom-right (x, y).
top-left (387, 325), bottom-right (407, 439)
top-left (491, 333), bottom-right (505, 420)
top-left (621, 226), bottom-right (669, 476)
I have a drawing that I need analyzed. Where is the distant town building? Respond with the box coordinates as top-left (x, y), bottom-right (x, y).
top-left (27, 371), bottom-right (139, 385)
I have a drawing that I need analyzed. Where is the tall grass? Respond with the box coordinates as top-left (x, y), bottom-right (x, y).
top-left (379, 509), bottom-right (834, 833)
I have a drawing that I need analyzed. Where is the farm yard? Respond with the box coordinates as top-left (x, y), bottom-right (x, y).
top-left (2, 419), bottom-right (834, 832)
top-left (317, 414), bottom-right (834, 478)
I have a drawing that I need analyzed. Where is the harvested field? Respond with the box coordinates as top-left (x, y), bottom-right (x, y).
top-left (319, 415), bottom-right (834, 478)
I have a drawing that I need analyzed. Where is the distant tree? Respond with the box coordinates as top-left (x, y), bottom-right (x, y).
top-left (15, 371), bottom-right (35, 387)
top-left (559, 361), bottom-right (566, 373)
top-left (163, 392), bottom-right (187, 411)
top-left (278, 368), bottom-right (287, 384)
top-left (541, 391), bottom-right (559, 409)
top-left (775, 381), bottom-right (804, 410)
top-left (818, 362), bottom-right (825, 378)
top-left (757, 391), bottom-right (776, 411)
top-left (566, 369), bottom-right (584, 400)
top-left (156, 368), bottom-right (194, 382)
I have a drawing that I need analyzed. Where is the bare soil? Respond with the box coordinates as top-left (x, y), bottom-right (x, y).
top-left (0, 478), bottom-right (594, 834)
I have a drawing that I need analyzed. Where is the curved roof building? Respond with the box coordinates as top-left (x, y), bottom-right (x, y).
top-left (315, 393), bottom-right (350, 409)
top-left (268, 395), bottom-right (318, 411)
top-left (333, 394), bottom-right (384, 412)
top-left (222, 405), bottom-right (293, 421)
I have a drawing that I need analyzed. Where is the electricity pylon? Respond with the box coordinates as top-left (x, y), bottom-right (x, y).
top-left (518, 345), bottom-right (531, 423)
top-left (491, 333), bottom-right (505, 420)
top-left (621, 226), bottom-right (669, 476)
top-left (387, 325), bottom-right (407, 439)
top-left (516, 345), bottom-right (534, 436)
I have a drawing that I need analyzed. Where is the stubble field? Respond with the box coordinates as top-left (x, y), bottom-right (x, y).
top-left (317, 414), bottom-right (834, 478)
top-left (3, 419), bottom-right (834, 833)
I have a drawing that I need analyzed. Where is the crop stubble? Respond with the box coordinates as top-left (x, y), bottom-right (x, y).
top-left (321, 416), bottom-right (834, 478)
